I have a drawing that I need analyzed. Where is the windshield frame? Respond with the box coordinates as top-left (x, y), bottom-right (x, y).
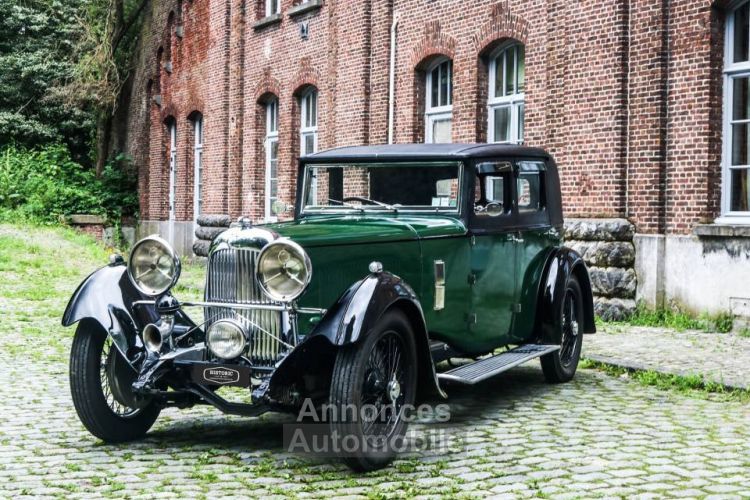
top-left (297, 161), bottom-right (465, 217)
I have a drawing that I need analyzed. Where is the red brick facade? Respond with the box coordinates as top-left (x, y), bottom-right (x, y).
top-left (124, 0), bottom-right (730, 236)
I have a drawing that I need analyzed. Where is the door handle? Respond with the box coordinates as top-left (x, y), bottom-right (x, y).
top-left (508, 234), bottom-right (524, 244)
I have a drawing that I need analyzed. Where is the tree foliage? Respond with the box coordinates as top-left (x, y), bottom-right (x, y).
top-left (65, 0), bottom-right (150, 173)
top-left (0, 0), bottom-right (95, 162)
top-left (0, 144), bottom-right (139, 224)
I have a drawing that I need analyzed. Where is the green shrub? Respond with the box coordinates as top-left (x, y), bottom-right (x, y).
top-left (606, 302), bottom-right (734, 333)
top-left (0, 144), bottom-right (138, 225)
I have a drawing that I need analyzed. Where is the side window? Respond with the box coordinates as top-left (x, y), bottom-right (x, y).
top-left (516, 161), bottom-right (546, 213)
top-left (474, 161), bottom-right (512, 217)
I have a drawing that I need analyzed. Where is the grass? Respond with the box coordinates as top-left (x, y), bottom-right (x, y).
top-left (601, 302), bottom-right (735, 333)
top-left (580, 358), bottom-right (750, 403)
top-left (0, 223), bottom-right (207, 364)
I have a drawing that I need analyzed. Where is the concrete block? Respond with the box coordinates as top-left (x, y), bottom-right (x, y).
top-left (195, 226), bottom-right (227, 241)
top-left (564, 218), bottom-right (634, 242)
top-left (589, 267), bottom-right (637, 299)
top-left (634, 234), bottom-right (665, 309)
top-left (196, 214), bottom-right (231, 227)
top-left (594, 297), bottom-right (636, 321)
top-left (567, 240), bottom-right (635, 268)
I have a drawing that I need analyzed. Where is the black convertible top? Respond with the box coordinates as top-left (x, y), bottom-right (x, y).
top-left (303, 143), bottom-right (552, 163)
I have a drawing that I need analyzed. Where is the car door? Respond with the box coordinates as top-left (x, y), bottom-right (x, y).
top-left (511, 159), bottom-right (556, 341)
top-left (467, 160), bottom-right (518, 353)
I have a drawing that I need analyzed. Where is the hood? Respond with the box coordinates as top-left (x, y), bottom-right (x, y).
top-left (263, 215), bottom-right (467, 247)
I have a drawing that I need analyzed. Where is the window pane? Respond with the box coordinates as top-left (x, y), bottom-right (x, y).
top-left (304, 95), bottom-right (311, 128)
top-left (734, 78), bottom-right (750, 120)
top-left (732, 123), bottom-right (750, 165)
top-left (517, 103), bottom-right (525, 142)
top-left (493, 106), bottom-right (511, 142)
top-left (304, 133), bottom-right (316, 154)
top-left (494, 54), bottom-right (503, 98)
top-left (731, 168), bottom-right (750, 211)
top-left (432, 118), bottom-right (452, 143)
top-left (505, 47), bottom-right (515, 96)
top-left (447, 61), bottom-right (452, 105)
top-left (518, 172), bottom-right (543, 212)
top-left (310, 91), bottom-right (317, 126)
top-left (440, 62), bottom-right (450, 107)
top-left (431, 66), bottom-right (439, 108)
top-left (735, 3), bottom-right (750, 63)
top-left (517, 45), bottom-right (525, 93)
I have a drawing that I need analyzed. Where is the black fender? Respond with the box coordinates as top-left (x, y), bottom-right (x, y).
top-left (62, 263), bottom-right (156, 361)
top-left (269, 271), bottom-right (446, 402)
top-left (536, 247), bottom-right (596, 344)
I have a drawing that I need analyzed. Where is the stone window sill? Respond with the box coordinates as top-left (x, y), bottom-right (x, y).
top-left (253, 13), bottom-right (282, 30)
top-left (694, 224), bottom-right (750, 238)
top-left (289, 0), bottom-right (322, 17)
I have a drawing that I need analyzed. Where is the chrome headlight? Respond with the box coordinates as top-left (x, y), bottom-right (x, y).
top-left (127, 236), bottom-right (181, 296)
top-left (257, 239), bottom-right (312, 302)
top-left (207, 319), bottom-right (247, 359)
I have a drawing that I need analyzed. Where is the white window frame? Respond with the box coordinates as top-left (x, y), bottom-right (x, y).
top-left (265, 98), bottom-right (279, 222)
top-left (722, 1), bottom-right (750, 223)
top-left (488, 42), bottom-right (525, 145)
top-left (300, 88), bottom-right (319, 203)
top-left (193, 116), bottom-right (203, 220)
top-left (265, 0), bottom-right (280, 17)
top-left (168, 121), bottom-right (177, 221)
top-left (425, 58), bottom-right (453, 144)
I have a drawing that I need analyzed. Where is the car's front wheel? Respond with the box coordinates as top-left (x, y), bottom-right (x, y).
top-left (329, 310), bottom-right (417, 471)
top-left (69, 322), bottom-right (160, 442)
top-left (540, 275), bottom-right (584, 383)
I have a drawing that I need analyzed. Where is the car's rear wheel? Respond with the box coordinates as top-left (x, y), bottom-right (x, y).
top-left (70, 322), bottom-right (160, 442)
top-left (329, 310), bottom-right (417, 471)
top-left (540, 276), bottom-right (584, 383)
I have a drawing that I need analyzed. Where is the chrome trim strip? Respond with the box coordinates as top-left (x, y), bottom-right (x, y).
top-left (136, 299), bottom-right (326, 315)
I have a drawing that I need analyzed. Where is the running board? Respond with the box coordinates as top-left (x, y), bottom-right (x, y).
top-left (437, 344), bottom-right (559, 385)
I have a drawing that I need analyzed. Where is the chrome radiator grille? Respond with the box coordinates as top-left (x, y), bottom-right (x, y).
top-left (205, 248), bottom-right (283, 367)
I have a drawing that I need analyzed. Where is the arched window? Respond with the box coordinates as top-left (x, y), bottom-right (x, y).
top-left (724, 2), bottom-right (750, 218)
top-left (300, 88), bottom-right (318, 155)
top-left (265, 98), bottom-right (279, 221)
top-left (425, 58), bottom-right (453, 143)
top-left (300, 88), bottom-right (318, 205)
top-left (192, 114), bottom-right (204, 220)
top-left (166, 118), bottom-right (177, 220)
top-left (488, 43), bottom-right (525, 144)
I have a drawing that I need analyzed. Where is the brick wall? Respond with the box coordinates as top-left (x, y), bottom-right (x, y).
top-left (123, 0), bottom-right (730, 237)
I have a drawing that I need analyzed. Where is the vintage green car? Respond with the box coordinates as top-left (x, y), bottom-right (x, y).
top-left (64, 143), bottom-right (595, 471)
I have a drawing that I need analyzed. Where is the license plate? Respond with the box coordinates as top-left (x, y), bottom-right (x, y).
top-left (187, 362), bottom-right (251, 387)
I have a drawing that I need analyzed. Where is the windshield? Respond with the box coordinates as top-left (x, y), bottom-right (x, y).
top-left (301, 162), bottom-right (462, 214)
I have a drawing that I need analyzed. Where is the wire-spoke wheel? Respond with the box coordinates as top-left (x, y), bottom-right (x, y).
top-left (70, 320), bottom-right (160, 442)
top-left (329, 310), bottom-right (417, 471)
top-left (541, 276), bottom-right (584, 383)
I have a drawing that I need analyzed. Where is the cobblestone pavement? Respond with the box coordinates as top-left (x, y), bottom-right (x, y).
top-left (2, 342), bottom-right (750, 498)
top-left (584, 325), bottom-right (750, 389)
top-left (1, 225), bottom-right (750, 498)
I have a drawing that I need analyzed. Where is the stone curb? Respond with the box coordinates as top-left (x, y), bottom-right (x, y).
top-left (582, 354), bottom-right (749, 391)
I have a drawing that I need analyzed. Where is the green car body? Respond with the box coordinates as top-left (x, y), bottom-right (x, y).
top-left (243, 143), bottom-right (596, 357)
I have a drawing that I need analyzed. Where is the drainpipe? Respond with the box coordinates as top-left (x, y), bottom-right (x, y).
top-left (388, 12), bottom-right (400, 144)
